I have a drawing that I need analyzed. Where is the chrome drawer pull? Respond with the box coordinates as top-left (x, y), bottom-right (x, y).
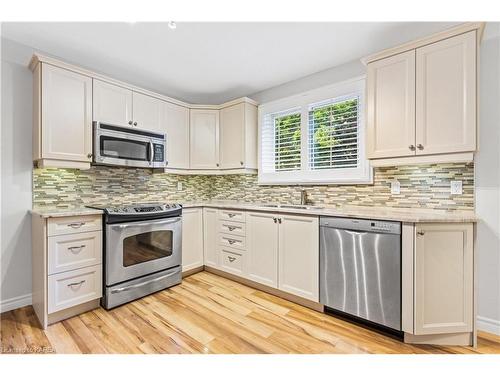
top-left (228, 256), bottom-right (236, 262)
top-left (227, 226), bottom-right (237, 231)
top-left (68, 245), bottom-right (86, 253)
top-left (227, 213), bottom-right (236, 218)
top-left (417, 231), bottom-right (425, 236)
top-left (227, 239), bottom-right (237, 245)
top-left (67, 280), bottom-right (85, 289)
top-left (67, 222), bottom-right (85, 228)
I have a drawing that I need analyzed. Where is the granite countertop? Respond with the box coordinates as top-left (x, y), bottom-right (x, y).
top-left (30, 200), bottom-right (477, 223)
top-left (30, 206), bottom-right (104, 218)
top-left (181, 201), bottom-right (478, 223)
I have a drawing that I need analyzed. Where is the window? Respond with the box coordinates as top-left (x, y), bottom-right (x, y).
top-left (259, 78), bottom-right (371, 184)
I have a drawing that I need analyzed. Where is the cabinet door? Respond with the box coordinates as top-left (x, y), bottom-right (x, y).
top-left (220, 103), bottom-right (245, 169)
top-left (278, 214), bottom-right (319, 301)
top-left (93, 79), bottom-right (132, 126)
top-left (366, 50), bottom-right (416, 159)
top-left (181, 208), bottom-right (204, 272)
top-left (162, 102), bottom-right (190, 169)
top-left (190, 109), bottom-right (220, 169)
top-left (246, 211), bottom-right (278, 288)
top-left (414, 223), bottom-right (473, 335)
top-left (203, 208), bottom-right (218, 268)
top-left (132, 91), bottom-right (162, 131)
top-left (41, 64), bottom-right (92, 162)
top-left (415, 31), bottom-right (476, 155)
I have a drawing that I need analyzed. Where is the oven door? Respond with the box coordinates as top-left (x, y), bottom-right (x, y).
top-left (106, 216), bottom-right (182, 286)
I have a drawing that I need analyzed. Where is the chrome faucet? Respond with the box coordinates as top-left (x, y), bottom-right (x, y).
top-left (300, 189), bottom-right (308, 206)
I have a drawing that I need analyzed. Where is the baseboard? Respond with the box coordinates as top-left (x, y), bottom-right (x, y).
top-left (477, 316), bottom-right (500, 336)
top-left (0, 293), bottom-right (32, 313)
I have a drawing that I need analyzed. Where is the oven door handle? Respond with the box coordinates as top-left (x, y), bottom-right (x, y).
top-left (113, 217), bottom-right (181, 230)
top-left (110, 268), bottom-right (180, 294)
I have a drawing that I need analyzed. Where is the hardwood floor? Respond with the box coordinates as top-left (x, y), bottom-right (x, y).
top-left (1, 271), bottom-right (500, 354)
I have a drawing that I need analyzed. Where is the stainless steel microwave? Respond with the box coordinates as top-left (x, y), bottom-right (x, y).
top-left (93, 122), bottom-right (167, 168)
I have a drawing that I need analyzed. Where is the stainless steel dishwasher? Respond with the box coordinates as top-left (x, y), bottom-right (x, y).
top-left (320, 216), bottom-right (402, 331)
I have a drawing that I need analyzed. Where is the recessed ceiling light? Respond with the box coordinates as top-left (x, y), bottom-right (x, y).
top-left (168, 21), bottom-right (177, 30)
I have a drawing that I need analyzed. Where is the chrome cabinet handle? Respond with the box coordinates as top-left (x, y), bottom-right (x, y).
top-left (273, 217), bottom-right (277, 223)
top-left (133, 122), bottom-right (138, 126)
top-left (110, 269), bottom-right (180, 294)
top-left (227, 213), bottom-right (236, 218)
top-left (128, 120), bottom-right (133, 125)
top-left (87, 153), bottom-right (93, 159)
top-left (227, 226), bottom-right (236, 231)
top-left (68, 245), bottom-right (86, 253)
top-left (409, 145), bottom-right (416, 151)
top-left (417, 231), bottom-right (425, 236)
top-left (228, 256), bottom-right (236, 262)
top-left (417, 144), bottom-right (424, 150)
top-left (67, 280), bottom-right (85, 289)
top-left (216, 163), bottom-right (220, 167)
top-left (240, 161), bottom-right (244, 166)
top-left (227, 239), bottom-right (237, 245)
top-left (67, 222), bottom-right (85, 228)
top-left (278, 218), bottom-right (282, 224)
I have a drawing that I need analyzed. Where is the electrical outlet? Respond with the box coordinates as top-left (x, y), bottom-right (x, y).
top-left (450, 180), bottom-right (463, 195)
top-left (391, 180), bottom-right (401, 195)
top-left (177, 181), bottom-right (183, 191)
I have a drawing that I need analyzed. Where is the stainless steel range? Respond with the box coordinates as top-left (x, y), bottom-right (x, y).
top-left (87, 202), bottom-right (182, 309)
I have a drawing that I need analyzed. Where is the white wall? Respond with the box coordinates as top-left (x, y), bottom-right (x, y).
top-left (476, 22), bottom-right (500, 335)
top-left (250, 59), bottom-right (365, 103)
top-left (0, 37), bottom-right (34, 311)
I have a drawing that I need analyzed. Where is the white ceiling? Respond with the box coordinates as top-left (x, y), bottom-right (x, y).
top-left (2, 22), bottom-right (459, 104)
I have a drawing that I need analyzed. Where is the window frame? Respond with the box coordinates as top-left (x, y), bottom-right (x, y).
top-left (258, 76), bottom-right (372, 185)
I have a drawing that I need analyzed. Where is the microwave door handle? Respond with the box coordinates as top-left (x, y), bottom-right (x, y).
top-left (149, 141), bottom-right (154, 164)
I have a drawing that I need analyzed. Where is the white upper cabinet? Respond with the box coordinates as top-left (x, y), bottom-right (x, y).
top-left (36, 63), bottom-right (92, 167)
top-left (93, 79), bottom-right (133, 127)
top-left (220, 103), bottom-right (245, 169)
top-left (367, 50), bottom-right (416, 159)
top-left (190, 109), bottom-right (220, 169)
top-left (365, 27), bottom-right (478, 165)
top-left (415, 31), bottom-right (476, 155)
top-left (132, 91), bottom-right (162, 131)
top-left (161, 102), bottom-right (190, 169)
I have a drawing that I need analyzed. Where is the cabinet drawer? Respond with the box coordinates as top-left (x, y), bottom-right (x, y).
top-left (48, 215), bottom-right (102, 236)
top-left (219, 248), bottom-right (245, 276)
top-left (219, 220), bottom-right (246, 236)
top-left (218, 210), bottom-right (245, 223)
top-left (219, 233), bottom-right (246, 251)
top-left (48, 265), bottom-right (102, 313)
top-left (48, 231), bottom-right (102, 275)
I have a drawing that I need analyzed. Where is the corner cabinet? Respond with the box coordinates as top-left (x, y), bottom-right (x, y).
top-left (162, 102), bottom-right (190, 170)
top-left (366, 29), bottom-right (478, 166)
top-left (189, 109), bottom-right (220, 169)
top-left (32, 63), bottom-right (93, 169)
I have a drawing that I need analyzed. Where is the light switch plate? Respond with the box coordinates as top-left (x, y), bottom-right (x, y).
top-left (451, 180), bottom-right (463, 195)
top-left (391, 180), bottom-right (401, 195)
top-left (177, 181), bottom-right (183, 191)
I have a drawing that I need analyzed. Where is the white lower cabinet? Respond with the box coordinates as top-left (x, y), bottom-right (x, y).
top-left (278, 215), bottom-right (319, 301)
top-left (414, 223), bottom-right (473, 335)
top-left (181, 208), bottom-right (204, 272)
top-left (219, 248), bottom-right (246, 276)
top-left (203, 208), bottom-right (219, 268)
top-left (246, 212), bottom-right (278, 288)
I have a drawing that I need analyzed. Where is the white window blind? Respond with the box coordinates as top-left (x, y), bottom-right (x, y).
top-left (261, 108), bottom-right (301, 173)
top-left (308, 95), bottom-right (359, 170)
top-left (258, 77), bottom-right (371, 185)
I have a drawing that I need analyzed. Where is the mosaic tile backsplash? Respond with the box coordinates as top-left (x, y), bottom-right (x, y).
top-left (33, 163), bottom-right (474, 211)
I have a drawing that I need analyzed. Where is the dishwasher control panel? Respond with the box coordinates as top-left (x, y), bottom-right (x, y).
top-left (320, 216), bottom-right (401, 235)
